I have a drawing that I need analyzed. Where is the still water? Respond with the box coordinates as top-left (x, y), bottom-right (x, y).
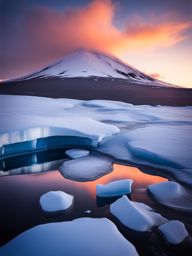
top-left (0, 150), bottom-right (191, 256)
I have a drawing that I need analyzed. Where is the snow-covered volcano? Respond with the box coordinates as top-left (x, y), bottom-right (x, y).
top-left (21, 50), bottom-right (168, 86)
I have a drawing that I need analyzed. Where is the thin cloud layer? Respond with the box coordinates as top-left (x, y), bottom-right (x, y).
top-left (1, 0), bottom-right (191, 79)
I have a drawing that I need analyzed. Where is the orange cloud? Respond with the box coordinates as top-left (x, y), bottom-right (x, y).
top-left (1, 0), bottom-right (191, 79)
top-left (27, 0), bottom-right (191, 54)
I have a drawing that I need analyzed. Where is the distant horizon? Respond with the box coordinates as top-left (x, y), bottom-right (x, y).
top-left (1, 0), bottom-right (192, 88)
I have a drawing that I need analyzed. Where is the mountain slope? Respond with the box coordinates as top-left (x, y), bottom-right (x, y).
top-left (20, 49), bottom-right (168, 87)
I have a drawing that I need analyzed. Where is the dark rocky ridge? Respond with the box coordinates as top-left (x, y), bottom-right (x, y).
top-left (0, 77), bottom-right (191, 106)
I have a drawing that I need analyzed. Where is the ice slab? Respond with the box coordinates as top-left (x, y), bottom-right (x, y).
top-left (96, 179), bottom-right (133, 197)
top-left (65, 149), bottom-right (89, 158)
top-left (148, 181), bottom-right (192, 213)
top-left (98, 133), bottom-right (133, 161)
top-left (110, 195), bottom-right (167, 232)
top-left (59, 154), bottom-right (112, 181)
top-left (0, 218), bottom-right (139, 256)
top-left (98, 124), bottom-right (192, 187)
top-left (0, 95), bottom-right (120, 159)
top-left (159, 220), bottom-right (189, 244)
top-left (39, 191), bottom-right (74, 213)
top-left (126, 124), bottom-right (192, 171)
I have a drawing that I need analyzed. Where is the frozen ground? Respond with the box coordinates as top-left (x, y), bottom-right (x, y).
top-left (0, 95), bottom-right (192, 187)
top-left (0, 218), bottom-right (139, 256)
top-left (0, 94), bottom-right (192, 256)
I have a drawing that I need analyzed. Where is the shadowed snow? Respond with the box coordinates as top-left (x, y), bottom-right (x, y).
top-left (0, 218), bottom-right (139, 256)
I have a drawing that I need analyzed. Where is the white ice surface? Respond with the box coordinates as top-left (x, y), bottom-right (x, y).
top-left (96, 179), bottom-right (133, 197)
top-left (59, 154), bottom-right (112, 181)
top-left (65, 149), bottom-right (89, 158)
top-left (39, 191), bottom-right (74, 213)
top-left (126, 124), bottom-right (192, 170)
top-left (110, 195), bottom-right (167, 232)
top-left (0, 95), bottom-right (192, 187)
top-left (0, 218), bottom-right (139, 256)
top-left (0, 95), bottom-right (120, 159)
top-left (98, 125), bottom-right (192, 186)
top-left (148, 181), bottom-right (192, 213)
top-left (158, 220), bottom-right (189, 244)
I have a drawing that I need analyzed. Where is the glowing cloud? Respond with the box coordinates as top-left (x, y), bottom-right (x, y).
top-left (25, 0), bottom-right (191, 54)
top-left (1, 0), bottom-right (191, 84)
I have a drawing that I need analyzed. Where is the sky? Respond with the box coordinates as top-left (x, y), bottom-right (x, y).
top-left (0, 0), bottom-right (192, 87)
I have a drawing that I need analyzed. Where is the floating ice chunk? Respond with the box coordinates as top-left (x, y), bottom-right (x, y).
top-left (159, 220), bottom-right (189, 244)
top-left (65, 149), bottom-right (89, 159)
top-left (110, 195), bottom-right (167, 232)
top-left (96, 179), bottom-right (133, 198)
top-left (0, 218), bottom-right (139, 256)
top-left (59, 155), bottom-right (112, 181)
top-left (39, 191), bottom-right (73, 213)
top-left (84, 209), bottom-right (91, 214)
top-left (148, 181), bottom-right (192, 213)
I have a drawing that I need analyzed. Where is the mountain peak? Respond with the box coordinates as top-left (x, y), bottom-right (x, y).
top-left (20, 49), bottom-right (168, 86)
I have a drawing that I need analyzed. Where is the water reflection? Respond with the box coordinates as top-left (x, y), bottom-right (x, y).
top-left (0, 149), bottom-right (68, 175)
top-left (0, 163), bottom-right (167, 245)
top-left (62, 164), bottom-right (167, 196)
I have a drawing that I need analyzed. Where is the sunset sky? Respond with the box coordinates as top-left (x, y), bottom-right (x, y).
top-left (1, 0), bottom-right (192, 87)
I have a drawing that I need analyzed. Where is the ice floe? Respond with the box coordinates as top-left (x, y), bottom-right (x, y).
top-left (84, 209), bottom-right (91, 214)
top-left (148, 181), bottom-right (192, 213)
top-left (65, 149), bottom-right (89, 158)
top-left (0, 218), bottom-right (139, 256)
top-left (110, 195), bottom-right (167, 232)
top-left (59, 154), bottom-right (112, 181)
top-left (96, 179), bottom-right (133, 197)
top-left (158, 220), bottom-right (189, 244)
top-left (39, 191), bottom-right (74, 213)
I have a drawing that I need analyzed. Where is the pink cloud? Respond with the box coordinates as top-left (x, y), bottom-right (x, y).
top-left (1, 0), bottom-right (191, 79)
